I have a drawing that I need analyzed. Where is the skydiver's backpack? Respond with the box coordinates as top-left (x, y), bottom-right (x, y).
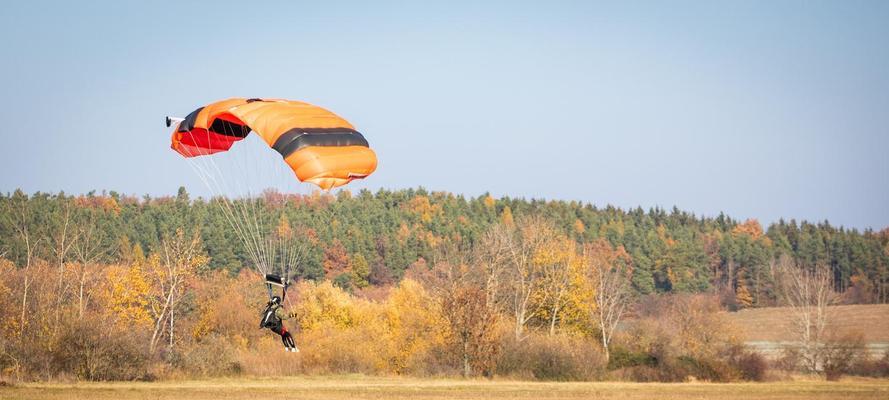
top-left (259, 303), bottom-right (282, 330)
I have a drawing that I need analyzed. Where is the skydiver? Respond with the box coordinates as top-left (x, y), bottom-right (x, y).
top-left (260, 295), bottom-right (299, 352)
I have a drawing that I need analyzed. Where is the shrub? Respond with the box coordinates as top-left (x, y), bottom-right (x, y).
top-left (677, 355), bottom-right (742, 382)
top-left (297, 325), bottom-right (387, 374)
top-left (496, 333), bottom-right (605, 381)
top-left (607, 346), bottom-right (656, 370)
top-left (774, 347), bottom-right (803, 372)
top-left (608, 353), bottom-right (689, 382)
top-left (53, 318), bottom-right (152, 381)
top-left (849, 352), bottom-right (889, 378)
top-left (610, 298), bottom-right (764, 383)
top-left (733, 351), bottom-right (768, 381)
top-left (172, 335), bottom-right (241, 377)
top-left (821, 334), bottom-right (866, 381)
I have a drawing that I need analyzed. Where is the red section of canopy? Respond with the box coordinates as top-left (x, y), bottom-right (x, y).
top-left (171, 128), bottom-right (244, 157)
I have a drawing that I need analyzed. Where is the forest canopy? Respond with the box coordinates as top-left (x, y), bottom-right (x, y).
top-left (2, 187), bottom-right (886, 306)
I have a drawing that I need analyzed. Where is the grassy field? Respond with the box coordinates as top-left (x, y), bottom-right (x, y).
top-left (726, 304), bottom-right (889, 358)
top-left (2, 376), bottom-right (889, 400)
top-left (727, 304), bottom-right (889, 342)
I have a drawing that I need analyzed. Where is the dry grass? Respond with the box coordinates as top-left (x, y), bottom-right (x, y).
top-left (727, 304), bottom-right (889, 342)
top-left (2, 376), bottom-right (888, 400)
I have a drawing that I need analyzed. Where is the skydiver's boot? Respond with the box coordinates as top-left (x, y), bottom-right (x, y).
top-left (282, 331), bottom-right (298, 352)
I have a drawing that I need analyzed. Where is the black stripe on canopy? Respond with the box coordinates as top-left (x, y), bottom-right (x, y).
top-left (272, 128), bottom-right (369, 158)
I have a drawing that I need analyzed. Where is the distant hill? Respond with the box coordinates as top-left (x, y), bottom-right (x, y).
top-left (727, 304), bottom-right (889, 358)
top-left (729, 304), bottom-right (889, 342)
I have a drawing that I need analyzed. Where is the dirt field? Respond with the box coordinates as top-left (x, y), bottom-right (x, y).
top-left (727, 304), bottom-right (889, 342)
top-left (2, 376), bottom-right (889, 400)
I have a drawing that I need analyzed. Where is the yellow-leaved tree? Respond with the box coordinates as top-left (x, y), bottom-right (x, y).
top-left (104, 244), bottom-right (153, 329)
top-left (499, 216), bottom-right (559, 341)
top-left (531, 234), bottom-right (579, 335)
top-left (384, 279), bottom-right (446, 374)
top-left (582, 239), bottom-right (633, 362)
top-left (735, 280), bottom-right (754, 309)
top-left (147, 229), bottom-right (209, 352)
top-left (293, 280), bottom-right (358, 332)
top-left (0, 259), bottom-right (16, 337)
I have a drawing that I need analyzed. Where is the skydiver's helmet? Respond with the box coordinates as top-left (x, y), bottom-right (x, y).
top-left (270, 296), bottom-right (282, 306)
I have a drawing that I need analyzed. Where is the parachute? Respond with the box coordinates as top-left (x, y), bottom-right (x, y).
top-left (170, 98), bottom-right (377, 190)
top-left (167, 97), bottom-right (377, 289)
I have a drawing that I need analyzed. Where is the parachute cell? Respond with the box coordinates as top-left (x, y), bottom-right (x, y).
top-left (170, 98), bottom-right (377, 190)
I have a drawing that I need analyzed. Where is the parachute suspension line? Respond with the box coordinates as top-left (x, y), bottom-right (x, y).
top-left (223, 119), bottom-right (276, 276)
top-left (181, 113), bottom-right (308, 284)
top-left (259, 121), bottom-right (309, 285)
top-left (218, 119), bottom-right (267, 273)
top-left (233, 119), bottom-right (277, 278)
top-left (183, 143), bottom-right (262, 277)
top-left (183, 153), bottom-right (249, 259)
top-left (276, 148), bottom-right (302, 283)
top-left (258, 143), bottom-right (281, 278)
top-left (182, 124), bottom-right (268, 278)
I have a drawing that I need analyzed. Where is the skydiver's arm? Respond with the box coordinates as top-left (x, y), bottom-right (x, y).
top-left (275, 306), bottom-right (297, 321)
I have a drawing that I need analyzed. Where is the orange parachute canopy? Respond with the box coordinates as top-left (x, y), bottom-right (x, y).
top-left (170, 98), bottom-right (377, 190)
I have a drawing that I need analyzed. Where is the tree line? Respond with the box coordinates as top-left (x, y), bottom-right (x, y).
top-left (2, 187), bottom-right (887, 306)
top-left (1, 187), bottom-right (887, 381)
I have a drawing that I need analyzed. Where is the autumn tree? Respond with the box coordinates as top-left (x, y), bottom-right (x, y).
top-left (772, 255), bottom-right (838, 372)
top-left (71, 210), bottom-right (111, 318)
top-left (147, 228), bottom-right (209, 352)
top-left (666, 294), bottom-right (741, 360)
top-left (476, 224), bottom-right (511, 312)
top-left (583, 239), bottom-right (633, 362)
top-left (105, 244), bottom-right (153, 328)
top-left (735, 280), bottom-right (754, 309)
top-left (323, 240), bottom-right (352, 285)
top-left (409, 243), bottom-right (499, 377)
top-left (1, 190), bottom-right (43, 336)
top-left (351, 253), bottom-right (371, 288)
top-left (498, 216), bottom-right (558, 341)
top-left (534, 235), bottom-right (578, 335)
top-left (384, 279), bottom-right (445, 374)
top-left (444, 283), bottom-right (499, 377)
top-left (47, 198), bottom-right (77, 330)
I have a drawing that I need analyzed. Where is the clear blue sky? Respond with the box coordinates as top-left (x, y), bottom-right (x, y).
top-left (1, 1), bottom-right (887, 230)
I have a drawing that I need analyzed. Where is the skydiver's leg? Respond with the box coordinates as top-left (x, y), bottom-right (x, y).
top-left (270, 325), bottom-right (294, 351)
top-left (282, 329), bottom-right (298, 352)
top-left (270, 325), bottom-right (287, 349)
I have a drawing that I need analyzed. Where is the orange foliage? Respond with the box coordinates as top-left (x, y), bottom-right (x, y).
top-left (656, 224), bottom-right (675, 247)
top-left (323, 241), bottom-right (352, 278)
top-left (300, 227), bottom-right (319, 245)
top-left (732, 219), bottom-right (764, 239)
top-left (573, 219), bottom-right (586, 235)
top-left (404, 195), bottom-right (442, 223)
top-left (500, 206), bottom-right (514, 227)
top-left (276, 214), bottom-right (293, 240)
top-left (73, 195), bottom-right (121, 214)
top-left (735, 281), bottom-right (754, 309)
top-left (396, 222), bottom-right (411, 242)
top-left (483, 195), bottom-right (496, 208)
top-left (584, 238), bottom-right (632, 275)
